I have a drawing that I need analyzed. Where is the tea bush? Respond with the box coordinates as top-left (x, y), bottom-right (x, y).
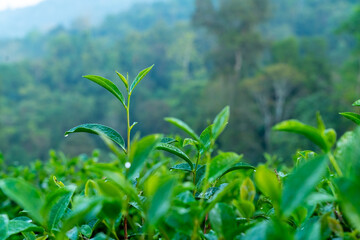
top-left (0, 66), bottom-right (360, 239)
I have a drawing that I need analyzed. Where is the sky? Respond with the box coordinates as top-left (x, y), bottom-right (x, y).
top-left (0, 0), bottom-right (45, 11)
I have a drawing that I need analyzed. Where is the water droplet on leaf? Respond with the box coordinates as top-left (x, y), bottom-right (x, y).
top-left (125, 162), bottom-right (131, 169)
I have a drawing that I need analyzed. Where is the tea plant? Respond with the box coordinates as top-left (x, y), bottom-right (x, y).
top-left (1, 67), bottom-right (360, 239)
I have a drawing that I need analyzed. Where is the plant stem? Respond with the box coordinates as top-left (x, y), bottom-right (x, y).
top-left (327, 152), bottom-right (343, 177)
top-left (193, 151), bottom-right (201, 196)
top-left (124, 216), bottom-right (128, 240)
top-left (127, 93), bottom-right (131, 155)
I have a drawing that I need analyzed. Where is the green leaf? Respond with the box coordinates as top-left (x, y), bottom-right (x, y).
top-left (273, 120), bottom-right (329, 151)
top-left (281, 155), bottom-right (328, 216)
top-left (0, 178), bottom-right (44, 224)
top-left (352, 99), bottom-right (360, 106)
top-left (199, 125), bottom-right (213, 154)
top-left (336, 178), bottom-right (360, 231)
top-left (80, 224), bottom-right (93, 238)
top-left (207, 152), bottom-right (244, 182)
top-left (209, 203), bottom-right (238, 239)
top-left (147, 178), bottom-right (176, 226)
top-left (164, 117), bottom-right (199, 141)
top-left (129, 65), bottom-right (154, 94)
top-left (42, 185), bottom-right (76, 231)
top-left (83, 75), bottom-right (126, 108)
top-left (156, 143), bottom-right (193, 170)
top-left (8, 220), bottom-right (42, 236)
top-left (218, 161), bottom-right (254, 180)
top-left (0, 214), bottom-right (8, 240)
top-left (316, 112), bottom-right (325, 132)
top-left (212, 106), bottom-right (230, 140)
top-left (339, 112), bottom-right (360, 125)
top-left (116, 71), bottom-right (128, 90)
top-left (65, 123), bottom-right (126, 153)
top-left (127, 134), bottom-right (162, 179)
top-left (295, 217), bottom-right (320, 240)
top-left (254, 165), bottom-right (282, 208)
top-left (138, 160), bottom-right (169, 186)
top-left (160, 137), bottom-right (177, 144)
top-left (240, 177), bottom-right (256, 202)
top-left (170, 163), bottom-right (193, 172)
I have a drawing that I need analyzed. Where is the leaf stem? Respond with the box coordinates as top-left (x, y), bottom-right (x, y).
top-left (327, 152), bottom-right (343, 177)
top-left (127, 94), bottom-right (131, 155)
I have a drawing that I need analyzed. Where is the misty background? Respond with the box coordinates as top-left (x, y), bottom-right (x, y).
top-left (0, 0), bottom-right (359, 165)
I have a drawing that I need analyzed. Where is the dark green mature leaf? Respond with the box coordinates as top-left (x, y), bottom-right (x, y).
top-left (170, 163), bottom-right (193, 172)
top-left (200, 125), bottom-right (213, 154)
top-left (127, 134), bottom-right (162, 179)
top-left (156, 143), bottom-right (193, 169)
top-left (160, 137), bottom-right (177, 144)
top-left (207, 152), bottom-right (242, 182)
top-left (0, 214), bottom-right (8, 240)
top-left (212, 106), bottom-right (230, 140)
top-left (0, 178), bottom-right (44, 224)
top-left (218, 161), bottom-right (254, 180)
top-left (281, 155), bottom-right (328, 216)
top-left (336, 178), bottom-right (360, 231)
top-left (339, 112), bottom-right (360, 125)
top-left (42, 185), bottom-right (76, 231)
top-left (65, 123), bottom-right (126, 152)
top-left (129, 65), bottom-right (154, 94)
top-left (209, 203), bottom-right (238, 239)
top-left (83, 75), bottom-right (126, 108)
top-left (273, 120), bottom-right (329, 151)
top-left (147, 178), bottom-right (176, 226)
top-left (295, 217), bottom-right (321, 240)
top-left (22, 231), bottom-right (37, 240)
top-left (8, 220), bottom-right (42, 236)
top-left (164, 117), bottom-right (200, 141)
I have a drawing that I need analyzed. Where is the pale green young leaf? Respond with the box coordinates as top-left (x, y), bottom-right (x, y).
top-left (352, 99), bottom-right (360, 106)
top-left (65, 123), bottom-right (126, 153)
top-left (83, 75), bottom-right (126, 108)
top-left (129, 65), bottom-right (154, 94)
top-left (116, 71), bottom-right (128, 90)
top-left (200, 125), bottom-right (213, 155)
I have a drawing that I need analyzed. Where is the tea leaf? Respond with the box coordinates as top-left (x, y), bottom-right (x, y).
top-left (129, 65), bottom-right (154, 94)
top-left (42, 185), bottom-right (76, 231)
top-left (209, 203), bottom-right (238, 239)
top-left (147, 178), bottom-right (176, 226)
top-left (0, 178), bottom-right (44, 224)
top-left (165, 117), bottom-right (199, 141)
top-left (212, 106), bottom-right (230, 140)
top-left (127, 134), bottom-right (162, 179)
top-left (240, 177), bottom-right (256, 202)
top-left (83, 75), bottom-right (126, 108)
top-left (0, 214), bottom-right (8, 240)
top-left (208, 152), bottom-right (243, 182)
top-left (8, 220), bottom-right (42, 236)
top-left (200, 125), bottom-right (213, 154)
top-left (339, 112), bottom-right (360, 125)
top-left (156, 143), bottom-right (193, 169)
top-left (254, 165), bottom-right (282, 208)
top-left (116, 71), bottom-right (128, 90)
top-left (352, 99), bottom-right (360, 106)
top-left (218, 161), bottom-right (254, 180)
top-left (281, 155), bottom-right (328, 216)
top-left (65, 123), bottom-right (126, 153)
top-left (273, 120), bottom-right (329, 151)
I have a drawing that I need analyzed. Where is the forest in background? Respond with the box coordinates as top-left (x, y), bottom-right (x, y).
top-left (1, 0), bottom-right (360, 164)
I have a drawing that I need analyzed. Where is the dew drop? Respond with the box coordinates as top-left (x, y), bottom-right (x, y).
top-left (125, 162), bottom-right (131, 169)
top-left (65, 134), bottom-right (69, 137)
